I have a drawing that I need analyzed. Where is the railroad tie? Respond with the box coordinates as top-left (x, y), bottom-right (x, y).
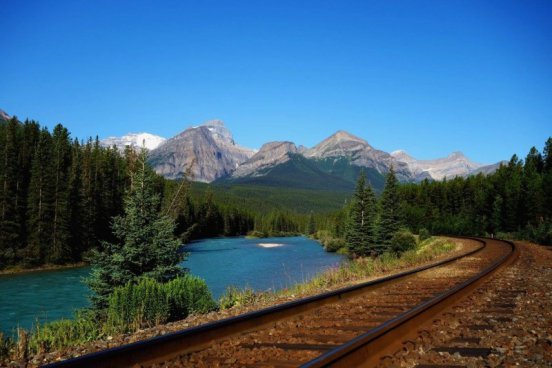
top-left (240, 342), bottom-right (341, 351)
top-left (431, 347), bottom-right (493, 358)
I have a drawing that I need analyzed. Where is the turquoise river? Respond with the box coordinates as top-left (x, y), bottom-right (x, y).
top-left (0, 236), bottom-right (344, 334)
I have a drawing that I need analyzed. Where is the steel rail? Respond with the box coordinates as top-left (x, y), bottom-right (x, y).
top-left (44, 237), bottom-right (495, 368)
top-left (301, 237), bottom-right (518, 367)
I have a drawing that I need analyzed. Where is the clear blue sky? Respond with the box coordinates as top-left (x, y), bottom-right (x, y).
top-left (1, 0), bottom-right (550, 164)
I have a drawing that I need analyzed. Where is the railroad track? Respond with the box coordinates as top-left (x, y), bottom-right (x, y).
top-left (45, 237), bottom-right (516, 368)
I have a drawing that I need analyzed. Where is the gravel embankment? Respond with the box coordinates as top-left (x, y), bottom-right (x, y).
top-left (379, 242), bottom-right (552, 367)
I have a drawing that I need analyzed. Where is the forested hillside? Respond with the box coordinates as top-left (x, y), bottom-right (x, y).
top-left (0, 117), bottom-right (132, 269)
top-left (1, 114), bottom-right (550, 271)
top-left (314, 138), bottom-right (552, 248)
top-left (0, 117), bottom-right (334, 270)
top-left (399, 140), bottom-right (552, 242)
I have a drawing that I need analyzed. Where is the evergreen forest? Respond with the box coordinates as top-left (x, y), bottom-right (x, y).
top-left (1, 115), bottom-right (550, 271)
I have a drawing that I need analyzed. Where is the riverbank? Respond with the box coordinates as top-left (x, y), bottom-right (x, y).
top-left (0, 262), bottom-right (88, 276)
top-left (1, 236), bottom-right (471, 367)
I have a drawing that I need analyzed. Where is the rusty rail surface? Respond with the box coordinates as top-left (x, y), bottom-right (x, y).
top-left (302, 237), bottom-right (517, 367)
top-left (44, 237), bottom-right (515, 368)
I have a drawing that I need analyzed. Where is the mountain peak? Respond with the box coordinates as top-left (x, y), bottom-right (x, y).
top-left (393, 150), bottom-right (484, 181)
top-left (201, 119), bottom-right (225, 128)
top-left (0, 109), bottom-right (11, 121)
top-left (231, 141), bottom-right (298, 178)
top-left (149, 119), bottom-right (254, 182)
top-left (448, 151), bottom-right (466, 159)
top-left (328, 130), bottom-right (366, 143)
top-left (391, 150), bottom-right (415, 163)
top-left (305, 130), bottom-right (371, 159)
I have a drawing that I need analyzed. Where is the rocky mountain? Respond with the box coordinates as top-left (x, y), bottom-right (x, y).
top-left (231, 141), bottom-right (299, 178)
top-left (390, 150), bottom-right (500, 181)
top-left (470, 161), bottom-right (507, 176)
top-left (304, 131), bottom-right (412, 181)
top-left (1, 108), bottom-right (503, 187)
top-left (227, 131), bottom-right (411, 186)
top-left (0, 109), bottom-right (10, 122)
top-left (149, 120), bottom-right (254, 182)
top-left (101, 132), bottom-right (166, 151)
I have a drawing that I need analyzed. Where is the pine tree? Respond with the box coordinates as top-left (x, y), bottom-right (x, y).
top-left (345, 172), bottom-right (377, 256)
top-left (86, 149), bottom-right (184, 309)
top-left (50, 124), bottom-right (72, 263)
top-left (378, 167), bottom-right (402, 248)
top-left (0, 118), bottom-right (21, 267)
top-left (542, 138), bottom-right (552, 220)
top-left (491, 194), bottom-right (503, 234)
top-left (522, 147), bottom-right (544, 225)
top-left (25, 128), bottom-right (55, 265)
top-left (68, 139), bottom-right (84, 260)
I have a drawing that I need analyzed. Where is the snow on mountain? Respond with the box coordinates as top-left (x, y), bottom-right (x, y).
top-left (101, 133), bottom-right (166, 151)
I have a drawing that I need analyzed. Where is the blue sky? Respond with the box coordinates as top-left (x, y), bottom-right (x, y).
top-left (1, 0), bottom-right (550, 163)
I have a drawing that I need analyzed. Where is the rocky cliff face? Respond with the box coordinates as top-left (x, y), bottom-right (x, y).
top-left (0, 109), bottom-right (10, 122)
top-left (99, 119), bottom-right (501, 184)
top-left (148, 120), bottom-right (254, 182)
top-left (391, 150), bottom-right (495, 180)
top-left (304, 131), bottom-right (413, 181)
top-left (101, 132), bottom-right (166, 151)
top-left (231, 141), bottom-right (298, 178)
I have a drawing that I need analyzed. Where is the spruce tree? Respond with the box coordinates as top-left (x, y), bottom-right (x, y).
top-left (378, 167), bottom-right (402, 248)
top-left (25, 128), bottom-right (55, 265)
top-left (86, 149), bottom-right (184, 309)
top-left (522, 147), bottom-right (544, 225)
top-left (50, 124), bottom-right (72, 263)
top-left (543, 137), bottom-right (552, 220)
top-left (345, 172), bottom-right (377, 256)
top-left (0, 118), bottom-right (20, 267)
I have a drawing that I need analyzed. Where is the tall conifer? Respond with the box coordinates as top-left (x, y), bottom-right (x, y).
top-left (86, 149), bottom-right (184, 309)
top-left (378, 167), bottom-right (402, 247)
top-left (345, 172), bottom-right (377, 256)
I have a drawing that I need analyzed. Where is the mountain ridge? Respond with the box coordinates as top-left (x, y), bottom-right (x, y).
top-left (1, 108), bottom-right (503, 186)
top-left (148, 120), bottom-right (255, 182)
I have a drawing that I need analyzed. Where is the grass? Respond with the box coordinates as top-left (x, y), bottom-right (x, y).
top-left (219, 237), bottom-right (456, 309)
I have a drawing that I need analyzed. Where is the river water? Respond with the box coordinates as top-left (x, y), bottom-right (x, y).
top-left (0, 236), bottom-right (343, 334)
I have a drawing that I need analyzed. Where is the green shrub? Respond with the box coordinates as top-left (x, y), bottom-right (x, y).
top-left (324, 238), bottom-right (346, 252)
top-left (219, 286), bottom-right (256, 309)
top-left (418, 228), bottom-right (431, 242)
top-left (29, 310), bottom-right (99, 354)
top-left (246, 230), bottom-right (266, 238)
top-left (521, 223), bottom-right (552, 245)
top-left (106, 276), bottom-right (216, 334)
top-left (314, 230), bottom-right (347, 252)
top-left (106, 278), bottom-right (169, 333)
top-left (0, 333), bottom-right (13, 361)
top-left (165, 275), bottom-right (217, 319)
top-left (390, 230), bottom-right (417, 255)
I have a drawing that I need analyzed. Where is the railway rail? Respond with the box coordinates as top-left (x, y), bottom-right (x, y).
top-left (45, 237), bottom-right (517, 368)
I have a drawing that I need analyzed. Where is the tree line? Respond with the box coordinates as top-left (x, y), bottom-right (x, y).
top-left (399, 138), bottom-right (552, 244)
top-left (1, 115), bottom-right (550, 270)
top-left (0, 118), bottom-right (131, 269)
top-left (315, 137), bottom-right (552, 254)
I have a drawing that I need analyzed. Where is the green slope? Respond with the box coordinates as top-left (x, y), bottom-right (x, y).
top-left (217, 154), bottom-right (385, 193)
top-left (191, 182), bottom-right (350, 214)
